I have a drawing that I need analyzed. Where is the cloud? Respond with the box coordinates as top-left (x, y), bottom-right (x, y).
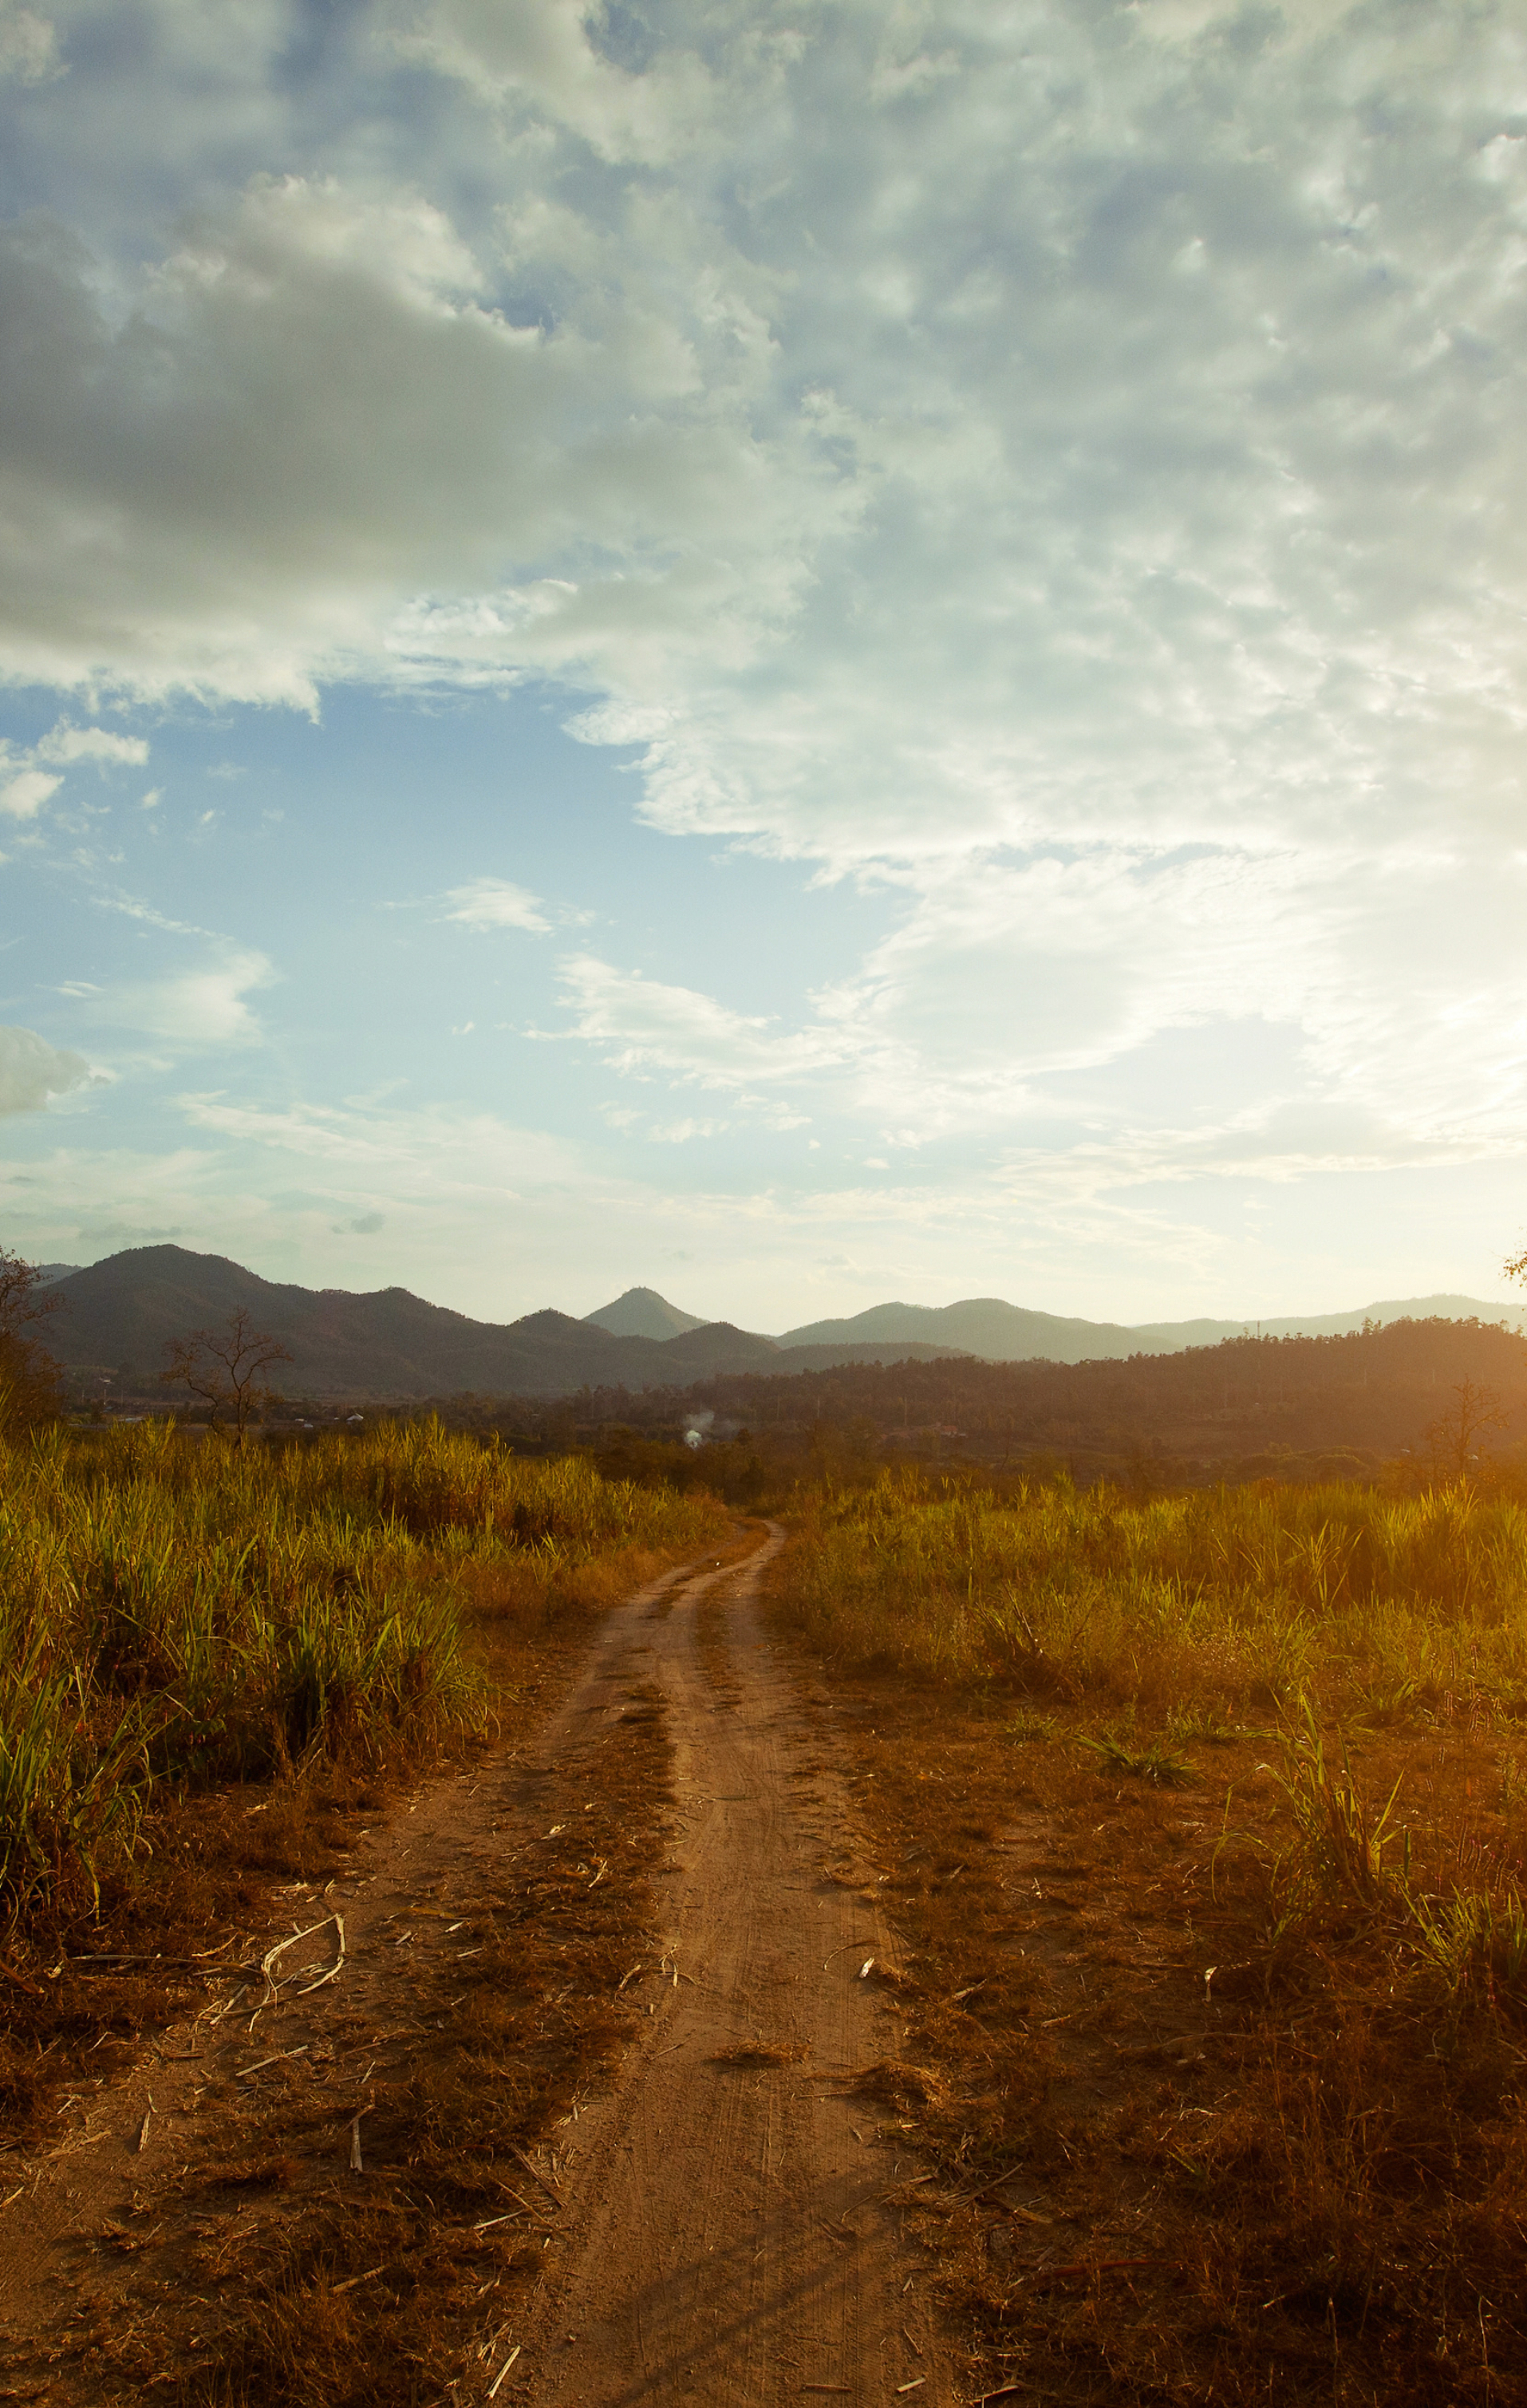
top-left (0, 717), bottom-right (149, 817)
top-left (2, 1072), bottom-right (1517, 1334)
top-left (112, 946), bottom-right (274, 1048)
top-left (0, 6), bottom-right (59, 85)
top-left (333, 1210), bottom-right (385, 1234)
top-left (2, 1), bottom-right (1526, 1203)
top-left (34, 722), bottom-right (149, 768)
top-left (556, 954), bottom-right (854, 1089)
top-left (439, 876), bottom-right (550, 933)
top-left (647, 1115), bottom-right (728, 1143)
top-left (388, 0), bottom-right (731, 168)
top-left (0, 767), bottom-right (61, 819)
top-left (0, 1023), bottom-right (91, 1113)
top-left (70, 1222), bottom-right (183, 1249)
top-left (0, 159), bottom-right (843, 707)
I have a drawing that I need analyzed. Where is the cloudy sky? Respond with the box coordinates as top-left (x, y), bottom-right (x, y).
top-left (2, 0), bottom-right (1525, 1329)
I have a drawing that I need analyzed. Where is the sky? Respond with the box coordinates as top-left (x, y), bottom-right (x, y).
top-left (2, 0), bottom-right (1526, 1333)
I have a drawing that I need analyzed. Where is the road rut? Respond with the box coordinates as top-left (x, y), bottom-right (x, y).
top-left (0, 1526), bottom-right (950, 2406)
top-left (518, 1522), bottom-right (949, 2408)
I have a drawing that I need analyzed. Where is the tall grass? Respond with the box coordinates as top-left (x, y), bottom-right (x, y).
top-left (0, 1417), bottom-right (725, 1922)
top-left (778, 1467), bottom-right (1527, 1714)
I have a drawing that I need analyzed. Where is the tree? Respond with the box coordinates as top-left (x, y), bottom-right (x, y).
top-left (162, 1309), bottom-right (294, 1444)
top-left (0, 1249), bottom-right (65, 1434)
top-left (1423, 1378), bottom-right (1509, 1482)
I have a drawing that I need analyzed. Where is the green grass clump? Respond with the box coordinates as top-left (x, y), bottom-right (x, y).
top-left (0, 1417), bottom-right (725, 1920)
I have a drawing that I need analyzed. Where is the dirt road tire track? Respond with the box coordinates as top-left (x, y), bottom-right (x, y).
top-left (515, 1522), bottom-right (951, 2408)
top-left (0, 1526), bottom-right (951, 2407)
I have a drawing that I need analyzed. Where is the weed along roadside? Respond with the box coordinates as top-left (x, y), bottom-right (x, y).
top-left (0, 1417), bottom-right (730, 2138)
top-left (6, 1423), bottom-right (1527, 2404)
top-left (0, 1503), bottom-right (946, 2408)
top-left (767, 1469), bottom-right (1527, 2406)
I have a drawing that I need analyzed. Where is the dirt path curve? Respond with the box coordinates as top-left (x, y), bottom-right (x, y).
top-left (0, 1525), bottom-right (952, 2406)
top-left (516, 1522), bottom-right (951, 2408)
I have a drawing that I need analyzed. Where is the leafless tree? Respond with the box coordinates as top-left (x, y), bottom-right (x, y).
top-left (0, 1248), bottom-right (65, 1432)
top-left (1423, 1378), bottom-right (1509, 1482)
top-left (162, 1309), bottom-right (294, 1444)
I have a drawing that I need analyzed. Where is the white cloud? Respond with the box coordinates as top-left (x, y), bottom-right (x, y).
top-left (439, 876), bottom-right (550, 933)
top-left (0, 158), bottom-right (845, 706)
top-left (0, 717), bottom-right (149, 818)
top-left (0, 6), bottom-right (59, 85)
top-left (2, 1076), bottom-right (1520, 1332)
top-left (2, 0), bottom-right (1526, 1222)
top-left (556, 954), bottom-right (854, 1089)
top-left (34, 722), bottom-right (149, 768)
top-left (112, 947), bottom-right (274, 1048)
top-left (0, 767), bottom-right (61, 819)
top-left (0, 1023), bottom-right (91, 1113)
top-left (648, 1115), bottom-right (728, 1143)
top-left (387, 0), bottom-right (731, 168)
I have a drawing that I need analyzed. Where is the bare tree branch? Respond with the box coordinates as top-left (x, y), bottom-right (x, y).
top-left (1423, 1378), bottom-right (1509, 1482)
top-left (161, 1308), bottom-right (294, 1445)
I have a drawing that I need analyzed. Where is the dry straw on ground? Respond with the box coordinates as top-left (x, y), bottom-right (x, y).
top-left (769, 1470), bottom-right (1527, 2405)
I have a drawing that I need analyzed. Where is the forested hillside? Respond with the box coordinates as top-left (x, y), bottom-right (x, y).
top-left (528, 1316), bottom-right (1527, 1479)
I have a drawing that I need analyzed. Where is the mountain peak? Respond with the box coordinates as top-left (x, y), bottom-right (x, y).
top-left (583, 1286), bottom-right (709, 1340)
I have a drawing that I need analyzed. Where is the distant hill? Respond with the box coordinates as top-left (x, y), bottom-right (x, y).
top-left (40, 1246), bottom-right (965, 1399)
top-left (779, 1297), bottom-right (1142, 1362)
top-left (779, 1292), bottom-right (1525, 1363)
top-left (583, 1286), bottom-right (708, 1340)
top-left (32, 1243), bottom-right (1525, 1403)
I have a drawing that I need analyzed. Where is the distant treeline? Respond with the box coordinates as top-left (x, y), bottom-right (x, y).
top-left (420, 1316), bottom-right (1527, 1484)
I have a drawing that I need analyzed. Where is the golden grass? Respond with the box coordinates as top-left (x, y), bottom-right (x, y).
top-left (778, 1466), bottom-right (1527, 1717)
top-left (0, 1415), bottom-right (728, 2154)
top-left (771, 1467), bottom-right (1527, 2404)
top-left (0, 1415), bottom-right (725, 1929)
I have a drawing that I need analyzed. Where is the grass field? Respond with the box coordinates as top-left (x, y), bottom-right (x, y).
top-left (771, 1466), bottom-right (1527, 2403)
top-left (0, 1415), bottom-right (727, 2107)
top-left (779, 1463), bottom-right (1527, 1714)
top-left (11, 1404), bottom-right (1526, 2400)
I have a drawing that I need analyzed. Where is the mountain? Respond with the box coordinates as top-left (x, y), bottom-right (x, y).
top-left (34, 1262), bottom-right (84, 1285)
top-left (40, 1246), bottom-right (965, 1399)
top-left (779, 1292), bottom-right (1525, 1364)
top-left (779, 1298), bottom-right (1142, 1362)
top-left (583, 1286), bottom-right (708, 1340)
top-left (34, 1243), bottom-right (1525, 1402)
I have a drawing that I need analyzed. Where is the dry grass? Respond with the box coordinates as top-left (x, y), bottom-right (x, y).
top-left (770, 1478), bottom-right (1527, 2406)
top-left (0, 1422), bottom-right (727, 2150)
top-left (780, 1467), bottom-right (1527, 1716)
top-left (52, 1682), bottom-right (679, 2406)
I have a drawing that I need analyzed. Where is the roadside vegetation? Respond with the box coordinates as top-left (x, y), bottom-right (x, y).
top-left (0, 1411), bottom-right (726, 2134)
top-left (779, 1463), bottom-right (1527, 1714)
top-left (771, 1463), bottom-right (1527, 2404)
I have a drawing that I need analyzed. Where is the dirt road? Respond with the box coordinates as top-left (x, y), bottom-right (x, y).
top-left (0, 1526), bottom-right (952, 2406)
top-left (515, 1526), bottom-right (949, 2408)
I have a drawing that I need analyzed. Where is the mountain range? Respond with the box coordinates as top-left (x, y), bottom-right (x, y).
top-left (30, 1245), bottom-right (1524, 1402)
top-left (41, 1249), bottom-right (958, 1399)
top-left (772, 1292), bottom-right (1525, 1360)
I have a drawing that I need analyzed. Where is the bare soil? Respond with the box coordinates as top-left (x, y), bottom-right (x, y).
top-left (0, 1528), bottom-right (951, 2406)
